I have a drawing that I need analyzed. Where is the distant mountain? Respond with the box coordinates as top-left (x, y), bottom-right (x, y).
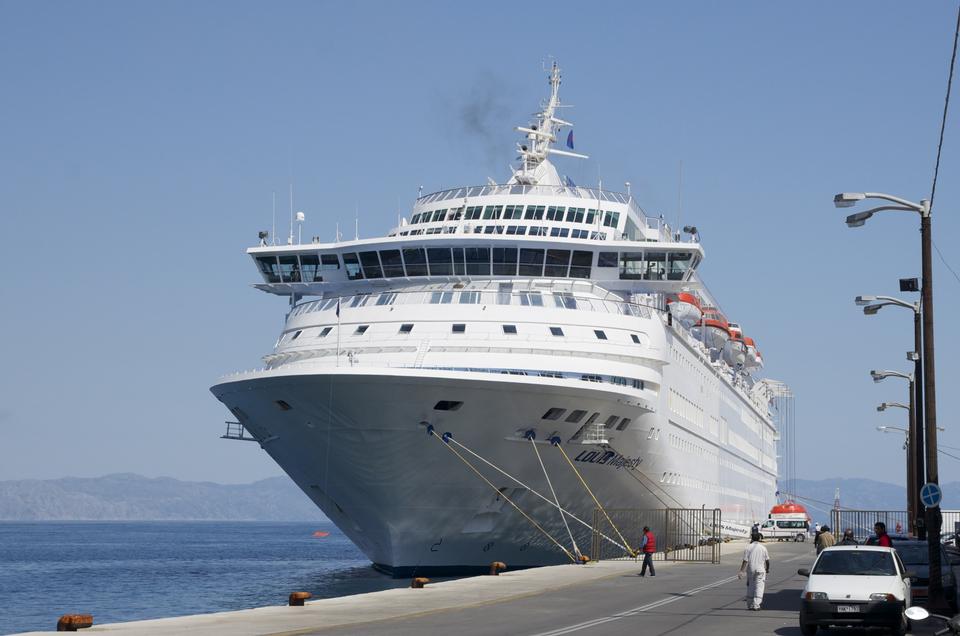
top-left (0, 473), bottom-right (327, 521)
top-left (786, 477), bottom-right (960, 523)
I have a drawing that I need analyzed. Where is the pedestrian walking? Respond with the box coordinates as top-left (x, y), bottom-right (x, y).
top-left (874, 521), bottom-right (892, 547)
top-left (639, 525), bottom-right (656, 577)
top-left (739, 531), bottom-right (770, 610)
top-left (815, 525), bottom-right (835, 554)
top-left (839, 528), bottom-right (858, 545)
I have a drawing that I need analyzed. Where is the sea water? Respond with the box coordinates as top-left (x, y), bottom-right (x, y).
top-left (0, 521), bottom-right (408, 635)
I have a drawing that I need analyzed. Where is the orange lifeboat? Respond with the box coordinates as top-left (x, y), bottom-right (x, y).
top-left (722, 333), bottom-right (747, 367)
top-left (771, 502), bottom-right (807, 516)
top-left (691, 307), bottom-right (730, 350)
top-left (666, 292), bottom-right (702, 328)
top-left (743, 336), bottom-right (760, 369)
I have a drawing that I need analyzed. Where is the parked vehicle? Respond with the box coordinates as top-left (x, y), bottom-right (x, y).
top-left (758, 517), bottom-right (808, 542)
top-left (864, 539), bottom-right (959, 614)
top-left (798, 545), bottom-right (913, 636)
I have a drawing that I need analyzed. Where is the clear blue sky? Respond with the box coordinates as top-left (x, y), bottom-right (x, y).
top-left (2, 1), bottom-right (959, 488)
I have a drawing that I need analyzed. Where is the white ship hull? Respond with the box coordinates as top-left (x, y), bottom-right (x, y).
top-left (213, 347), bottom-right (775, 574)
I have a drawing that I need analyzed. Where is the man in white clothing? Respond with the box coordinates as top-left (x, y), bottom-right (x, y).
top-left (738, 531), bottom-right (770, 610)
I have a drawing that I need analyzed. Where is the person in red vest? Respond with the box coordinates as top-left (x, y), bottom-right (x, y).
top-left (874, 521), bottom-right (892, 547)
top-left (639, 525), bottom-right (656, 577)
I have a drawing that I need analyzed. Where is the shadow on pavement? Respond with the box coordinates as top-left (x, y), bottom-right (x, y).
top-left (762, 587), bottom-right (804, 612)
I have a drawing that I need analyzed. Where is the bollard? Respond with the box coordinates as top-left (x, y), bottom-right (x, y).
top-left (489, 561), bottom-right (507, 575)
top-left (288, 591), bottom-right (312, 606)
top-left (56, 614), bottom-right (93, 632)
top-left (578, 554), bottom-right (591, 564)
top-left (411, 577), bottom-right (430, 588)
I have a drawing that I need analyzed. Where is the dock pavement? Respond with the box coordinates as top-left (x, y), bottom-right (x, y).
top-left (16, 539), bottom-right (950, 635)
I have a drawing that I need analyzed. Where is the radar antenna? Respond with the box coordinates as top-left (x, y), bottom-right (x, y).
top-left (510, 61), bottom-right (588, 187)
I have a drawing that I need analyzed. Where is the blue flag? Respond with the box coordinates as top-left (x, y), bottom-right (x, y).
top-left (566, 130), bottom-right (575, 149)
top-left (336, 299), bottom-right (340, 318)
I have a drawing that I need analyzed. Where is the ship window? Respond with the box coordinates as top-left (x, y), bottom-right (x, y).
top-left (518, 249), bottom-right (544, 276)
top-left (411, 213), bottom-right (421, 224)
top-left (399, 323), bottom-right (414, 334)
top-left (594, 330), bottom-right (607, 340)
top-left (604, 415), bottom-right (620, 429)
top-left (449, 208), bottom-right (463, 221)
top-left (549, 326), bottom-right (564, 336)
top-left (549, 227), bottom-right (570, 237)
top-left (321, 254), bottom-right (340, 270)
top-left (430, 291), bottom-right (453, 304)
top-left (544, 249), bottom-right (571, 277)
top-left (343, 252), bottom-right (363, 280)
top-left (519, 291), bottom-right (544, 306)
top-left (565, 409), bottom-right (587, 423)
top-left (318, 327), bottom-right (333, 337)
top-left (376, 293), bottom-right (397, 305)
top-left (502, 324), bottom-right (517, 334)
top-left (582, 374), bottom-right (603, 383)
top-left (598, 252), bottom-right (618, 268)
top-left (586, 209), bottom-right (598, 224)
top-left (546, 206), bottom-right (565, 221)
top-left (603, 211), bottom-right (620, 228)
top-left (359, 251), bottom-right (383, 279)
top-left (452, 323), bottom-right (466, 333)
top-left (569, 250), bottom-right (593, 278)
top-left (566, 207), bottom-right (585, 223)
top-left (497, 282), bottom-right (512, 305)
top-left (524, 205), bottom-right (545, 220)
top-left (506, 225), bottom-right (526, 235)
top-left (631, 334), bottom-right (641, 344)
top-left (644, 251), bottom-right (667, 281)
top-left (434, 400), bottom-right (463, 411)
top-left (483, 226), bottom-right (496, 234)
top-left (426, 248), bottom-right (453, 276)
top-left (482, 205), bottom-right (503, 220)
top-left (432, 209), bottom-right (447, 222)
top-left (473, 226), bottom-right (484, 234)
top-left (465, 206), bottom-right (483, 220)
top-left (350, 294), bottom-right (369, 307)
top-left (529, 226), bottom-right (548, 236)
top-left (256, 256), bottom-right (282, 283)
top-left (542, 407), bottom-right (566, 420)
top-left (632, 379), bottom-right (644, 390)
top-left (619, 252), bottom-right (644, 280)
top-left (290, 330), bottom-right (302, 340)
top-left (278, 255), bottom-right (302, 282)
top-left (354, 325), bottom-right (369, 335)
top-left (459, 291), bottom-right (479, 304)
top-left (402, 248), bottom-right (428, 276)
top-left (492, 248), bottom-right (518, 276)
top-left (584, 412), bottom-right (599, 426)
top-left (668, 252), bottom-right (694, 280)
top-left (554, 292), bottom-right (576, 309)
top-left (378, 250), bottom-right (404, 277)
top-left (299, 255), bottom-right (322, 282)
top-left (464, 247), bottom-right (490, 275)
top-left (503, 205), bottom-right (523, 220)
top-left (274, 400), bottom-right (292, 411)
top-left (452, 248), bottom-right (466, 275)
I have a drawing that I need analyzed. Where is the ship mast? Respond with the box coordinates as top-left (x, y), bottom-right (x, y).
top-left (510, 61), bottom-right (588, 186)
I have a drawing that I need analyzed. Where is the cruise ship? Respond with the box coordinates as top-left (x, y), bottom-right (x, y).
top-left (211, 63), bottom-right (785, 575)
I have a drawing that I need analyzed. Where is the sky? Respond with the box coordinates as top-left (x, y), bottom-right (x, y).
top-left (1, 1), bottom-right (959, 490)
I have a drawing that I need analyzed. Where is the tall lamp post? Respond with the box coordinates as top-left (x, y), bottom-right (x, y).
top-left (857, 295), bottom-right (924, 538)
top-left (836, 191), bottom-right (942, 605)
top-left (875, 422), bottom-right (912, 533)
top-left (873, 372), bottom-right (917, 535)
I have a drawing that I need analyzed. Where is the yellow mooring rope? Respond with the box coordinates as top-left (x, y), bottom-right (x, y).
top-left (554, 442), bottom-right (637, 557)
top-left (430, 430), bottom-right (577, 563)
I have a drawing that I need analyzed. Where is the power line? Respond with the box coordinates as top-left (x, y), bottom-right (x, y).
top-left (929, 2), bottom-right (960, 211)
top-left (932, 240), bottom-right (960, 287)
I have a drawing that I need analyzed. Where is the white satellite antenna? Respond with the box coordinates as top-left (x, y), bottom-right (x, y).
top-left (296, 211), bottom-right (305, 244)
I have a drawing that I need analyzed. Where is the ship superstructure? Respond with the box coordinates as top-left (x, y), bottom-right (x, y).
top-left (212, 63), bottom-right (784, 574)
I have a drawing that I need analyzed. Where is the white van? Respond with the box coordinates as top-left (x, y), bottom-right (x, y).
top-left (759, 517), bottom-right (809, 542)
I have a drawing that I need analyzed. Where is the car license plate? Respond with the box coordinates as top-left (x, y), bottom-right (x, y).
top-left (837, 605), bottom-right (860, 613)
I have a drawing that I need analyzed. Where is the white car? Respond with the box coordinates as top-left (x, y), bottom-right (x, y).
top-left (798, 545), bottom-right (913, 636)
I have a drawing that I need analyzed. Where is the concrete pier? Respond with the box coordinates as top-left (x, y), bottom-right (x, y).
top-left (14, 540), bottom-right (947, 635)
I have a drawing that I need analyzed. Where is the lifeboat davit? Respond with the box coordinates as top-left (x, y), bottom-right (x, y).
top-left (743, 336), bottom-right (759, 369)
top-left (692, 307), bottom-right (730, 351)
top-left (722, 333), bottom-right (747, 367)
top-left (667, 292), bottom-right (702, 328)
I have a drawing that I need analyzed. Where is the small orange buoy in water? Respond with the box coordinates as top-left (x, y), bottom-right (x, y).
top-left (312, 531), bottom-right (330, 538)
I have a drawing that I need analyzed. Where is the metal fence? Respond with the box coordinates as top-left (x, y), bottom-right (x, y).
top-left (830, 509), bottom-right (960, 542)
top-left (591, 508), bottom-right (722, 564)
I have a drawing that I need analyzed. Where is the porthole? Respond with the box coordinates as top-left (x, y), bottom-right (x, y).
top-left (354, 325), bottom-right (369, 335)
top-left (452, 324), bottom-right (466, 333)
top-left (274, 400), bottom-right (292, 411)
top-left (318, 327), bottom-right (333, 338)
top-left (594, 330), bottom-right (607, 340)
top-left (399, 323), bottom-right (414, 334)
top-left (549, 327), bottom-right (564, 336)
top-left (434, 400), bottom-right (463, 411)
top-left (502, 325), bottom-right (518, 334)
top-left (541, 407), bottom-right (566, 420)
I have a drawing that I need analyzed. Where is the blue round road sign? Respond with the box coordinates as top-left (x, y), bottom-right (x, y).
top-left (921, 482), bottom-right (943, 508)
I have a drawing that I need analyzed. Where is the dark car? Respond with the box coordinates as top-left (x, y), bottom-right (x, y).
top-left (864, 538), bottom-right (959, 613)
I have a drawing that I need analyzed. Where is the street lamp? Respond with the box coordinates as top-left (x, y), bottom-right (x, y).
top-left (839, 190), bottom-right (942, 606)
top-left (859, 296), bottom-right (924, 538)
top-left (873, 370), bottom-right (918, 534)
